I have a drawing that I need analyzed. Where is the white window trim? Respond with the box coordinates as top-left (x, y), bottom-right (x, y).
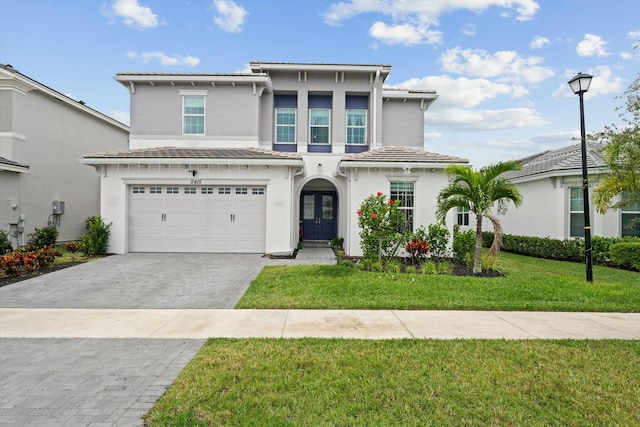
top-left (346, 109), bottom-right (367, 145)
top-left (568, 186), bottom-right (584, 238)
top-left (181, 93), bottom-right (207, 136)
top-left (275, 107), bottom-right (297, 145)
top-left (390, 180), bottom-right (415, 232)
top-left (309, 108), bottom-right (331, 145)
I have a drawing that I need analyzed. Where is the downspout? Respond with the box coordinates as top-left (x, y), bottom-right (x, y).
top-left (372, 69), bottom-right (380, 149)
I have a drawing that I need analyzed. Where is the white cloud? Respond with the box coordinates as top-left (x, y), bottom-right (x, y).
top-left (576, 34), bottom-right (609, 57)
top-left (461, 23), bottom-right (476, 36)
top-left (368, 21), bottom-right (442, 45)
top-left (393, 74), bottom-right (517, 109)
top-left (110, 110), bottom-right (130, 126)
top-left (552, 66), bottom-right (624, 100)
top-left (106, 0), bottom-right (158, 30)
top-left (530, 36), bottom-right (549, 49)
top-left (628, 30), bottom-right (640, 40)
top-left (323, 0), bottom-right (539, 45)
top-left (127, 51), bottom-right (200, 67)
top-left (213, 0), bottom-right (248, 33)
top-left (438, 47), bottom-right (554, 84)
top-left (621, 52), bottom-right (633, 60)
top-left (425, 107), bottom-right (548, 131)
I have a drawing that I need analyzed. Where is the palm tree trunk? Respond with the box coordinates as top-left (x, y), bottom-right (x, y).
top-left (474, 215), bottom-right (483, 275)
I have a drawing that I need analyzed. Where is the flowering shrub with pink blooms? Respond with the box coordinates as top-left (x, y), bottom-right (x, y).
top-left (357, 192), bottom-right (404, 262)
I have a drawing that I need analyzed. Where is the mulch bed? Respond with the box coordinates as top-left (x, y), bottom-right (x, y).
top-left (0, 261), bottom-right (87, 288)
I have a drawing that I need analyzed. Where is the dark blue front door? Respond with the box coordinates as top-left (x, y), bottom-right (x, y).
top-left (301, 191), bottom-right (337, 241)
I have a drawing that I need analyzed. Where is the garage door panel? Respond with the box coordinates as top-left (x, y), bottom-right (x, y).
top-left (128, 185), bottom-right (266, 253)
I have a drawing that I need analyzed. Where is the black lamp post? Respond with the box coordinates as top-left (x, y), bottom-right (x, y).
top-left (568, 72), bottom-right (594, 283)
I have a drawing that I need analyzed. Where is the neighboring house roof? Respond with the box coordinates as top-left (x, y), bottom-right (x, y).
top-left (503, 142), bottom-right (606, 181)
top-left (340, 146), bottom-right (468, 169)
top-left (81, 147), bottom-right (304, 166)
top-left (0, 64), bottom-right (129, 131)
top-left (0, 156), bottom-right (29, 173)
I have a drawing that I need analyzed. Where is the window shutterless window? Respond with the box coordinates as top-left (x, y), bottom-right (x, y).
top-left (346, 109), bottom-right (367, 145)
top-left (569, 187), bottom-right (584, 238)
top-left (621, 192), bottom-right (640, 237)
top-left (309, 108), bottom-right (330, 144)
top-left (457, 207), bottom-right (469, 226)
top-left (183, 95), bottom-right (205, 135)
top-left (390, 182), bottom-right (415, 232)
top-left (275, 108), bottom-right (297, 143)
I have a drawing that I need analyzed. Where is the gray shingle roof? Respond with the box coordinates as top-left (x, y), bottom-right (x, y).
top-left (503, 142), bottom-right (606, 180)
top-left (341, 146), bottom-right (468, 164)
top-left (83, 146), bottom-right (303, 160)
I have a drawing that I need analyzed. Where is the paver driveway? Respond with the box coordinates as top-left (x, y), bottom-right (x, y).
top-left (0, 252), bottom-right (270, 426)
top-left (0, 253), bottom-right (267, 309)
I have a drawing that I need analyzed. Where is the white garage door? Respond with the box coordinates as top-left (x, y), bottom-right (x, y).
top-left (128, 185), bottom-right (266, 253)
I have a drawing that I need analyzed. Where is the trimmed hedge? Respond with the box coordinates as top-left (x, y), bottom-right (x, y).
top-left (609, 242), bottom-right (640, 271)
top-left (481, 232), bottom-right (640, 270)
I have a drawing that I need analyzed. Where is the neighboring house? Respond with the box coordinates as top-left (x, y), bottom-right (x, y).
top-left (487, 143), bottom-right (638, 240)
top-left (0, 64), bottom-right (130, 249)
top-left (82, 61), bottom-right (468, 256)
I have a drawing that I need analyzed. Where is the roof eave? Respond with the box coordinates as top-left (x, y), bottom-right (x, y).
top-left (80, 157), bottom-right (304, 167)
top-left (339, 160), bottom-right (467, 169)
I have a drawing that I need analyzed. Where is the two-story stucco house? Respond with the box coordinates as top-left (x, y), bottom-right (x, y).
top-left (493, 143), bottom-right (638, 240)
top-left (1, 64), bottom-right (129, 250)
top-left (82, 61), bottom-right (468, 256)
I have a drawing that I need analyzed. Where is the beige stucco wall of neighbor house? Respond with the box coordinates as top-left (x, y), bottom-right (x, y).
top-left (98, 162), bottom-right (297, 255)
top-left (128, 83), bottom-right (261, 149)
top-left (0, 83), bottom-right (128, 247)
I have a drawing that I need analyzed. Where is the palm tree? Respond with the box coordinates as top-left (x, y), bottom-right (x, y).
top-left (436, 161), bottom-right (523, 274)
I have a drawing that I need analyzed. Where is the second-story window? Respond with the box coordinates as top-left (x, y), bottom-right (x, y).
top-left (309, 95), bottom-right (332, 145)
top-left (346, 95), bottom-right (368, 145)
top-left (183, 95), bottom-right (205, 135)
top-left (274, 94), bottom-right (297, 145)
top-left (309, 109), bottom-right (330, 144)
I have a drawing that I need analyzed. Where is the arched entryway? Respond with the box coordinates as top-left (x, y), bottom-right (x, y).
top-left (300, 178), bottom-right (338, 242)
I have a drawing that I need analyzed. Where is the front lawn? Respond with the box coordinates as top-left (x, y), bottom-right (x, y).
top-left (144, 339), bottom-right (640, 426)
top-left (236, 252), bottom-right (640, 312)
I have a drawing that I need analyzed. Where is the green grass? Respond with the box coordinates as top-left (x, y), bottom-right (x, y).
top-left (144, 338), bottom-right (640, 426)
top-left (236, 252), bottom-right (640, 312)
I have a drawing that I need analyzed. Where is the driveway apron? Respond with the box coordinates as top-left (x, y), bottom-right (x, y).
top-left (0, 252), bottom-right (271, 426)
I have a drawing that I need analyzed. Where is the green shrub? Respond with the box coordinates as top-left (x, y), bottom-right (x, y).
top-left (80, 216), bottom-right (111, 256)
top-left (27, 226), bottom-right (59, 249)
top-left (453, 226), bottom-right (475, 267)
top-left (0, 230), bottom-right (11, 254)
top-left (1, 247), bottom-right (62, 276)
top-left (482, 232), bottom-right (637, 269)
top-left (436, 261), bottom-right (454, 275)
top-left (385, 259), bottom-right (401, 274)
top-left (421, 261), bottom-right (437, 275)
top-left (330, 237), bottom-right (344, 250)
top-left (609, 242), bottom-right (640, 271)
top-left (404, 265), bottom-right (417, 274)
top-left (426, 223), bottom-right (450, 261)
top-left (370, 262), bottom-right (384, 272)
top-left (481, 254), bottom-right (498, 271)
top-left (338, 259), bottom-right (355, 268)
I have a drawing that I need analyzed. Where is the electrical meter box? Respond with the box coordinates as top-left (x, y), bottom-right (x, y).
top-left (53, 200), bottom-right (65, 215)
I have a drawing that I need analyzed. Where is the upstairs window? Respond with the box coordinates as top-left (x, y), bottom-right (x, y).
top-left (346, 95), bottom-right (368, 145)
top-left (183, 95), bottom-right (205, 135)
top-left (309, 95), bottom-right (332, 145)
top-left (274, 95), bottom-right (297, 144)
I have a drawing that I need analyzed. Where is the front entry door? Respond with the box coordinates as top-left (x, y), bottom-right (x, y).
top-left (301, 191), bottom-right (337, 241)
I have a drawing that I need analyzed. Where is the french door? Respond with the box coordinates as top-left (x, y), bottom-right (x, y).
top-left (301, 191), bottom-right (337, 241)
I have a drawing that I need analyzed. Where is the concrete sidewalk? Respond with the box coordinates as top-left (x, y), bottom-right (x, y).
top-left (2, 308), bottom-right (639, 340)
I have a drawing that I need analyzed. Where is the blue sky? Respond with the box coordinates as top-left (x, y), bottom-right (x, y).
top-left (1, 0), bottom-right (638, 167)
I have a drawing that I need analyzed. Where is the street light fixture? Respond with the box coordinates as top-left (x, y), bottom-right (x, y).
top-left (568, 72), bottom-right (594, 283)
